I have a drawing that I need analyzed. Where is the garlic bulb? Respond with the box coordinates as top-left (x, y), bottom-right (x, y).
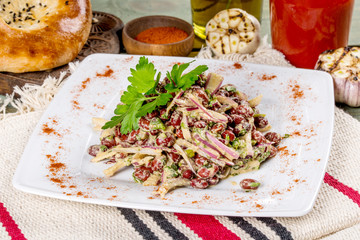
top-left (205, 8), bottom-right (260, 56)
top-left (316, 47), bottom-right (360, 107)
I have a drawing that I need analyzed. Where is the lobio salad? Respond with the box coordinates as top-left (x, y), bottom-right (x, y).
top-left (88, 57), bottom-right (282, 198)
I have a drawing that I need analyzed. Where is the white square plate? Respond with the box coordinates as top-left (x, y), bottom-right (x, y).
top-left (13, 54), bottom-right (334, 217)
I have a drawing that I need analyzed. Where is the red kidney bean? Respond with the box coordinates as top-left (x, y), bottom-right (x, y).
top-left (136, 138), bottom-right (148, 146)
top-left (221, 130), bottom-right (236, 142)
top-left (182, 169), bottom-right (193, 179)
top-left (175, 129), bottom-right (184, 139)
top-left (195, 154), bottom-right (208, 167)
top-left (133, 166), bottom-right (151, 182)
top-left (210, 101), bottom-right (221, 111)
top-left (218, 138), bottom-right (227, 145)
top-left (252, 130), bottom-right (267, 144)
top-left (265, 132), bottom-right (282, 146)
top-left (156, 133), bottom-right (175, 147)
top-left (159, 108), bottom-right (170, 120)
top-left (169, 112), bottom-right (182, 127)
top-left (235, 105), bottom-right (254, 118)
top-left (150, 129), bottom-right (160, 136)
top-left (187, 116), bottom-right (196, 127)
top-left (118, 153), bottom-right (128, 159)
top-left (240, 178), bottom-right (260, 190)
top-left (101, 136), bottom-right (116, 148)
top-left (268, 145), bottom-right (278, 158)
top-left (241, 122), bottom-right (252, 132)
top-left (231, 114), bottom-right (246, 124)
top-left (191, 178), bottom-right (209, 189)
top-left (119, 133), bottom-right (128, 142)
top-left (211, 123), bottom-right (225, 134)
top-left (88, 145), bottom-right (100, 156)
top-left (225, 114), bottom-right (233, 124)
top-left (139, 117), bottom-right (150, 131)
top-left (194, 120), bottom-right (207, 128)
top-left (233, 125), bottom-right (242, 136)
top-left (151, 158), bottom-right (163, 172)
top-left (216, 89), bottom-right (230, 97)
top-left (168, 152), bottom-right (181, 163)
top-left (208, 176), bottom-right (219, 185)
top-left (146, 110), bottom-right (159, 119)
top-left (254, 116), bottom-right (269, 129)
top-left (197, 167), bottom-right (211, 178)
top-left (195, 88), bottom-right (209, 104)
top-left (126, 129), bottom-right (140, 144)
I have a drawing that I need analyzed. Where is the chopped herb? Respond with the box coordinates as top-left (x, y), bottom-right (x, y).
top-left (253, 113), bottom-right (266, 118)
top-left (100, 145), bottom-right (108, 152)
top-left (185, 149), bottom-right (195, 158)
top-left (283, 133), bottom-right (291, 138)
top-left (249, 182), bottom-right (260, 188)
top-left (225, 85), bottom-right (236, 92)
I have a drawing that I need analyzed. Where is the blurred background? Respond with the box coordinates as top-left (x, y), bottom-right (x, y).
top-left (91, 0), bottom-right (360, 45)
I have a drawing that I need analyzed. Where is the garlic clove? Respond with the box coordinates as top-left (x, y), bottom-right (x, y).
top-left (316, 46), bottom-right (360, 107)
top-left (205, 8), bottom-right (260, 56)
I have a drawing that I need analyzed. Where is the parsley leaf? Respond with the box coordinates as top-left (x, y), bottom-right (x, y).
top-left (136, 93), bottom-right (173, 117)
top-left (166, 62), bottom-right (208, 92)
top-left (178, 65), bottom-right (209, 90)
top-left (102, 57), bottom-right (208, 134)
top-left (120, 100), bottom-right (143, 134)
top-left (128, 56), bottom-right (158, 93)
top-left (121, 86), bottom-right (144, 105)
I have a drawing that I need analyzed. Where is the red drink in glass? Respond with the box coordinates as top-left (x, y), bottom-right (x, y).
top-left (270, 0), bottom-right (354, 69)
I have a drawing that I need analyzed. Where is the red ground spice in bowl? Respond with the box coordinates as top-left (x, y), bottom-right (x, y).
top-left (135, 27), bottom-right (189, 44)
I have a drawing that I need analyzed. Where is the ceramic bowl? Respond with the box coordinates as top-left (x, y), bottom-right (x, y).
top-left (122, 15), bottom-right (194, 56)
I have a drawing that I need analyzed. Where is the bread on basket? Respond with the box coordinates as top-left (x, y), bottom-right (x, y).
top-left (0, 0), bottom-right (92, 73)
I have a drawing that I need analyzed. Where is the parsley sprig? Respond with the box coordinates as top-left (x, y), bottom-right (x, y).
top-left (102, 57), bottom-right (208, 134)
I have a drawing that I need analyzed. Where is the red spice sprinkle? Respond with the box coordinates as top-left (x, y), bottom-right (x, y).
top-left (41, 123), bottom-right (55, 135)
top-left (49, 162), bottom-right (65, 172)
top-left (203, 195), bottom-right (210, 200)
top-left (272, 190), bottom-right (281, 195)
top-left (255, 204), bottom-right (264, 209)
top-left (81, 78), bottom-right (91, 90)
top-left (278, 146), bottom-right (289, 157)
top-left (124, 56), bottom-right (134, 62)
top-left (233, 63), bottom-right (242, 69)
top-left (71, 100), bottom-right (81, 110)
top-left (291, 84), bottom-right (304, 99)
top-left (50, 178), bottom-right (63, 184)
top-left (77, 192), bottom-right (83, 196)
top-left (259, 74), bottom-right (276, 81)
top-left (96, 66), bottom-right (114, 77)
top-left (192, 201), bottom-right (198, 204)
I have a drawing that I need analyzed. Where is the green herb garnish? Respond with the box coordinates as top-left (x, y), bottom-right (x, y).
top-left (102, 57), bottom-right (208, 134)
top-left (283, 133), bottom-right (291, 138)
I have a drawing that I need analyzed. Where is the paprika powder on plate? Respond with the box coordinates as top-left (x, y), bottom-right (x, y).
top-left (135, 27), bottom-right (189, 44)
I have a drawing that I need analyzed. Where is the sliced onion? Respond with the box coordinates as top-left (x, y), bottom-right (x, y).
top-left (205, 132), bottom-right (239, 160)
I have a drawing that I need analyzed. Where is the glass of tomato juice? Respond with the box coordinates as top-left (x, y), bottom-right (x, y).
top-left (270, 0), bottom-right (354, 69)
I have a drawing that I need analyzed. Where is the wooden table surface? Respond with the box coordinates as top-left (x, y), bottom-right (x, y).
top-left (2, 0), bottom-right (359, 119)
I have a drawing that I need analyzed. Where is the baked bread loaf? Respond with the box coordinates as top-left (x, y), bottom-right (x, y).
top-left (0, 0), bottom-right (92, 73)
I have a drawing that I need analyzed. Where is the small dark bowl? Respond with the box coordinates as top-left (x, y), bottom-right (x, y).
top-left (122, 15), bottom-right (194, 56)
